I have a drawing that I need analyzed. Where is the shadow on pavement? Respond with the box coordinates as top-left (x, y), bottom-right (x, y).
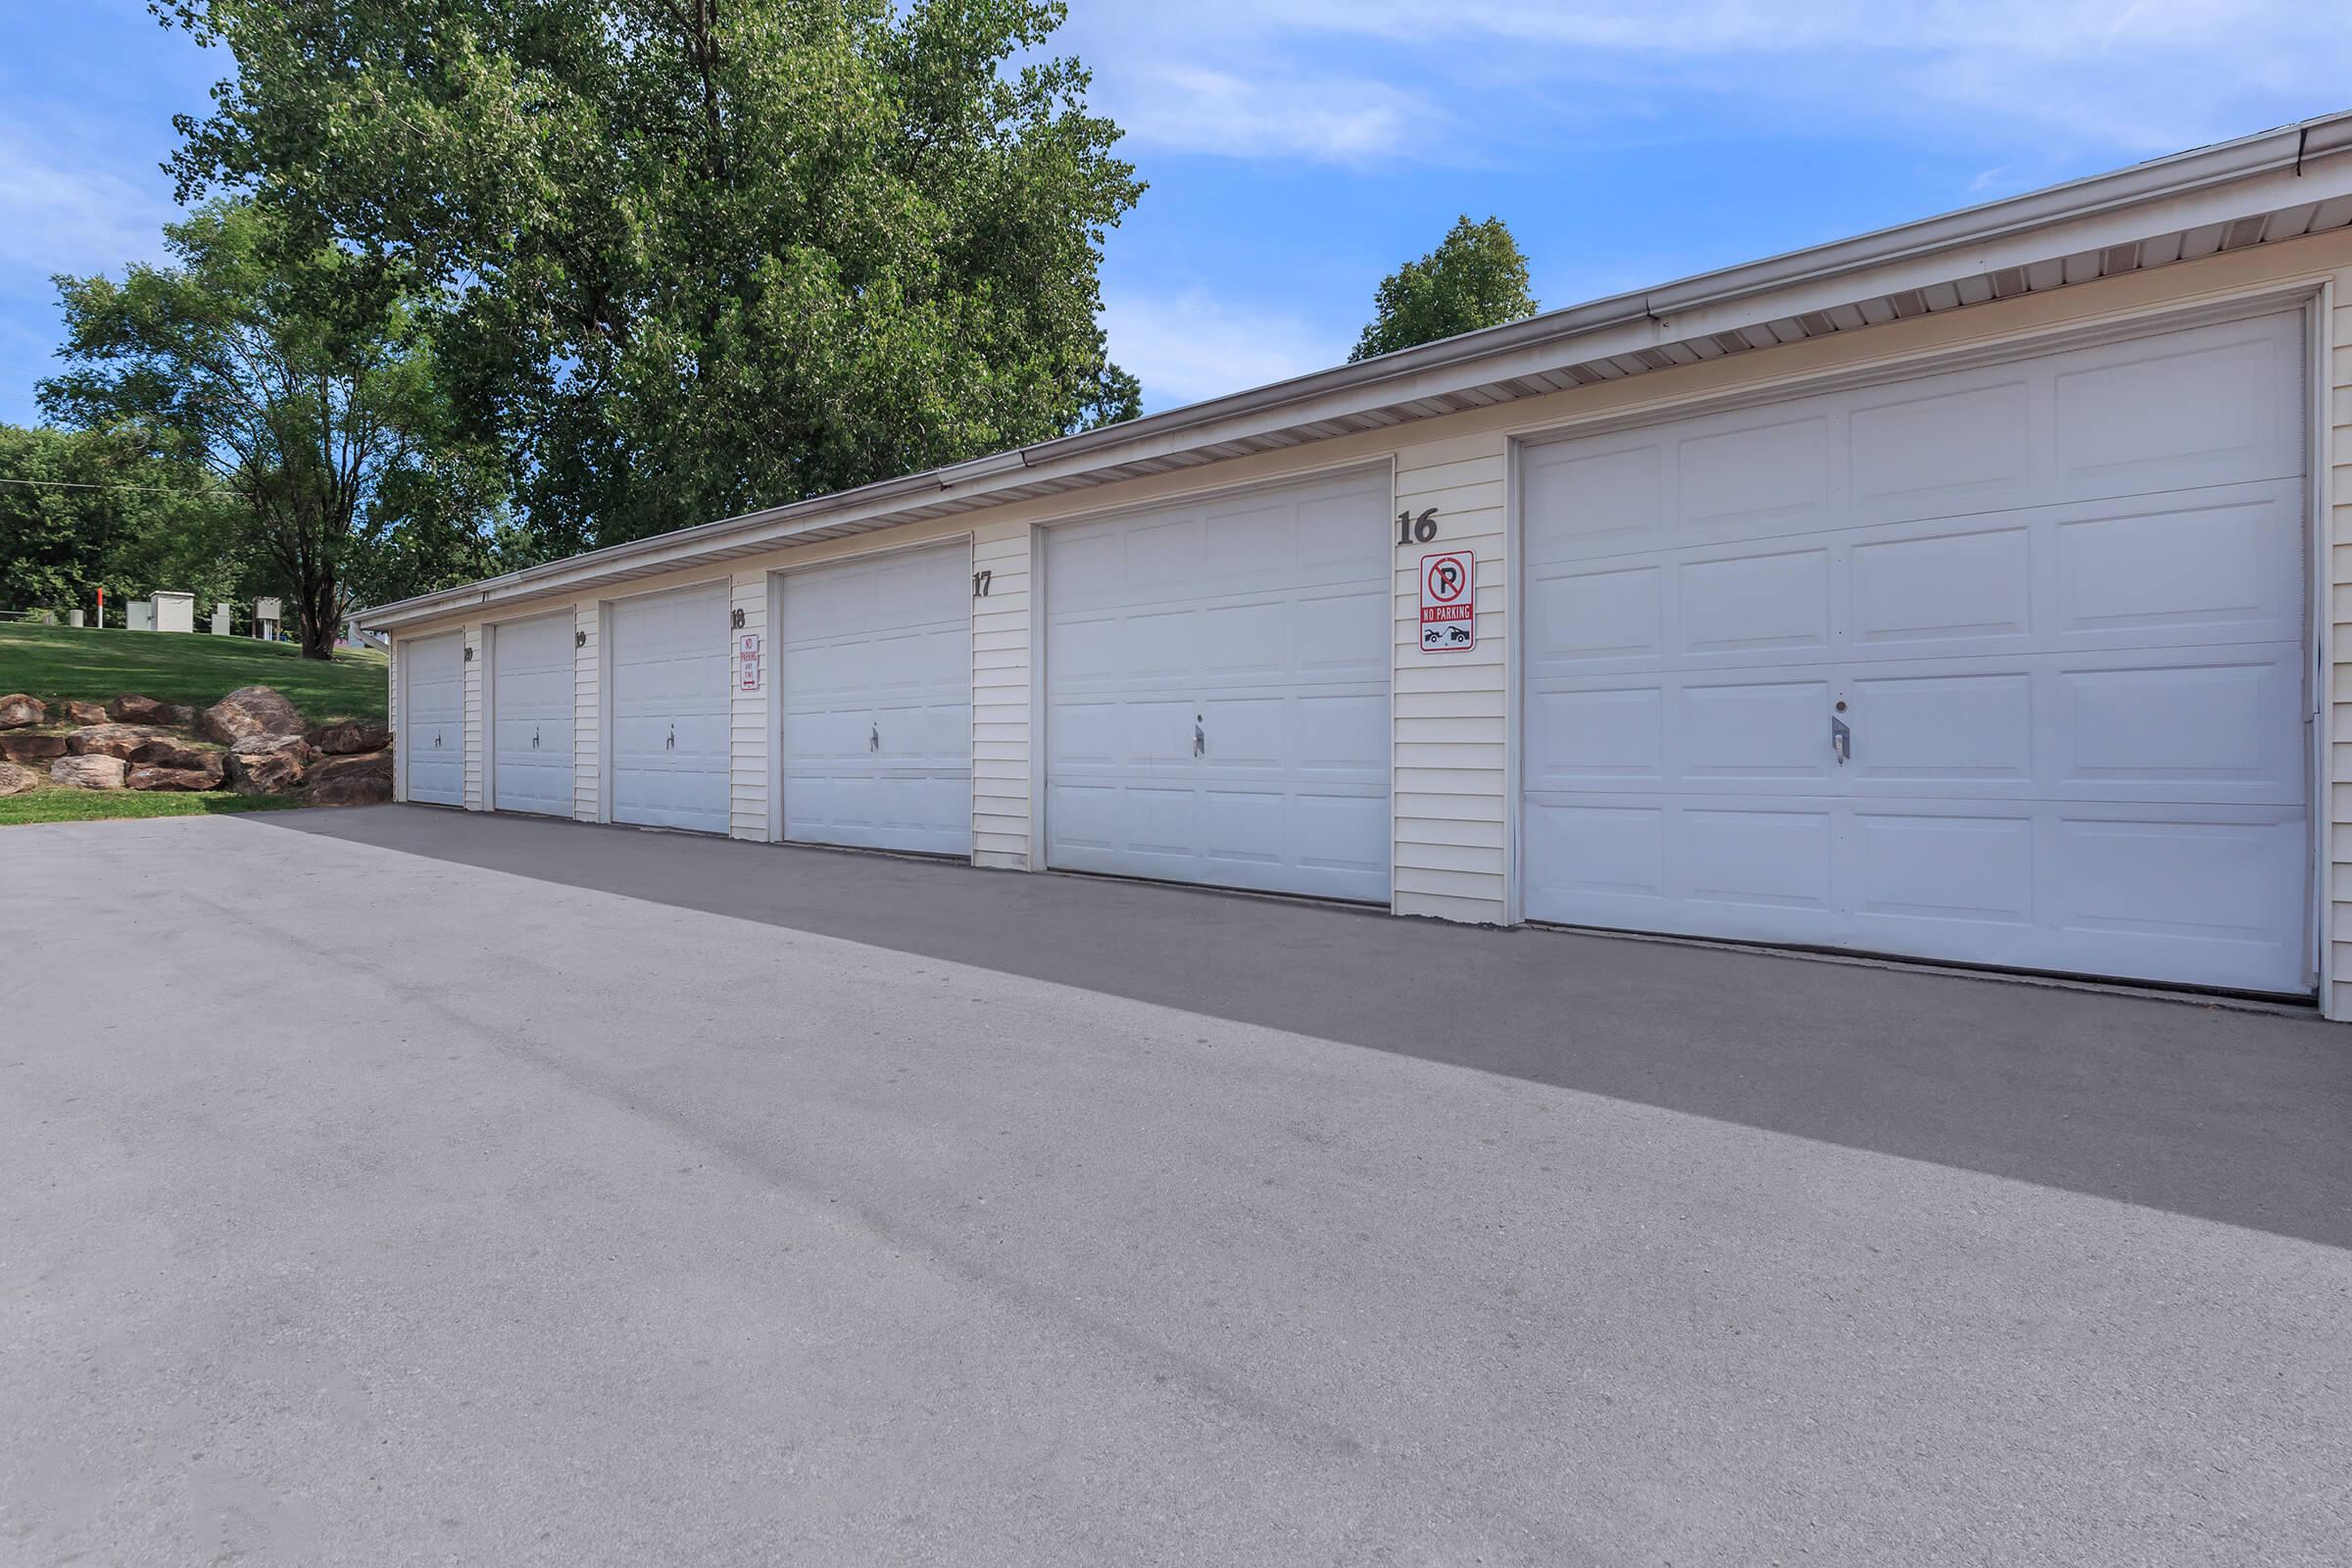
top-left (244, 805), bottom-right (2352, 1250)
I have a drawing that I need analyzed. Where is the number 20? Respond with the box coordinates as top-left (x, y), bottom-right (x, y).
top-left (1396, 508), bottom-right (1437, 546)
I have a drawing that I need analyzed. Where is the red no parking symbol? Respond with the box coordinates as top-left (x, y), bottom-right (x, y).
top-left (1419, 550), bottom-right (1476, 654)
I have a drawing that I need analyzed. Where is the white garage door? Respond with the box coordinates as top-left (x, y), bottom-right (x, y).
top-left (400, 630), bottom-right (465, 807)
top-left (779, 542), bottom-right (973, 856)
top-left (1520, 309), bottom-right (2310, 994)
top-left (1045, 469), bottom-right (1392, 902)
top-left (609, 582), bottom-right (729, 833)
top-left (492, 612), bottom-right (575, 816)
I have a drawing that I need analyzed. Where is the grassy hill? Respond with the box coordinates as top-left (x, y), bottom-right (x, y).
top-left (0, 622), bottom-right (390, 826)
top-left (0, 622), bottom-right (387, 725)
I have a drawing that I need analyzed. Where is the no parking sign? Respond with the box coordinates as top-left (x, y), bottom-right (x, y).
top-left (1418, 550), bottom-right (1476, 654)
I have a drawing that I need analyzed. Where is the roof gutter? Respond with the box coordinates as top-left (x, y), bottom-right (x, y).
top-left (362, 110), bottom-right (2352, 630)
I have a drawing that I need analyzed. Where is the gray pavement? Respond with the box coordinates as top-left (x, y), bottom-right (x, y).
top-left (3, 806), bottom-right (2348, 1566)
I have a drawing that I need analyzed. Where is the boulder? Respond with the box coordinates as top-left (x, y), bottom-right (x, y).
top-left (0, 694), bottom-right (44, 729)
top-left (107, 694), bottom-right (180, 725)
top-left (0, 760), bottom-right (35, 797)
top-left (126, 763), bottom-right (225, 793)
top-left (51, 754), bottom-right (127, 790)
top-left (0, 731), bottom-right (68, 762)
top-left (305, 749), bottom-right (394, 806)
top-left (225, 732), bottom-right (312, 795)
top-left (200, 685), bottom-right (304, 745)
top-left (309, 719), bottom-right (392, 756)
top-left (67, 723), bottom-right (172, 760)
top-left (133, 747), bottom-right (225, 786)
top-left (63, 700), bottom-right (108, 725)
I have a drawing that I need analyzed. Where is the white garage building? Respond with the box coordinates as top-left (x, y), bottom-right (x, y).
top-left (364, 114), bottom-right (2352, 1017)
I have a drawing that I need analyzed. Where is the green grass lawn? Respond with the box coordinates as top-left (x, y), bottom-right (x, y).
top-left (0, 622), bottom-right (387, 725)
top-left (0, 621), bottom-right (392, 827)
top-left (0, 784), bottom-right (310, 827)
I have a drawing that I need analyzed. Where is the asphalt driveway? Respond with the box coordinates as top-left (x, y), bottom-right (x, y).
top-left (4, 807), bottom-right (2348, 1566)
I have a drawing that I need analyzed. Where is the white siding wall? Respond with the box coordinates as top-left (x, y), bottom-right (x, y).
top-left (374, 230), bottom-right (2352, 1014)
top-left (2328, 276), bottom-right (2352, 1017)
top-left (972, 518), bottom-right (1031, 868)
top-left (387, 635), bottom-right (404, 804)
top-left (461, 621), bottom-right (483, 810)
top-left (572, 603), bottom-right (600, 821)
top-left (1392, 436), bottom-right (1510, 923)
top-left (730, 570), bottom-right (767, 841)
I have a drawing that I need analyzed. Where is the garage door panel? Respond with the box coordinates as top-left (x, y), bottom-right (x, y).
top-left (1847, 672), bottom-right (2033, 783)
top-left (1045, 469), bottom-right (1392, 903)
top-left (401, 632), bottom-right (466, 807)
top-left (1849, 377), bottom-right (2034, 504)
top-left (1852, 527), bottom-right (2033, 648)
top-left (611, 582), bottom-right (730, 834)
top-left (1523, 309), bottom-right (2310, 993)
top-left (2053, 325), bottom-right (2302, 491)
top-left (492, 612), bottom-right (575, 816)
top-left (2051, 485), bottom-right (2302, 643)
top-left (2053, 651), bottom-right (2302, 799)
top-left (1679, 549), bottom-right (1832, 656)
top-left (779, 542), bottom-right (972, 856)
top-left (1679, 414), bottom-right (1830, 527)
top-left (1296, 693), bottom-right (1387, 773)
top-left (1853, 812), bottom-right (2035, 925)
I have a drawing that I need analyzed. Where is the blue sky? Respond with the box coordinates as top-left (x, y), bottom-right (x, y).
top-left (4, 1), bottom-right (2350, 424)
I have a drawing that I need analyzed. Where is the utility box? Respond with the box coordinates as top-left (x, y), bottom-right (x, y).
top-left (69, 609), bottom-right (84, 628)
top-left (128, 600), bottom-right (155, 632)
top-left (211, 603), bottom-right (230, 636)
top-left (254, 598), bottom-right (281, 641)
top-left (154, 592), bottom-right (194, 634)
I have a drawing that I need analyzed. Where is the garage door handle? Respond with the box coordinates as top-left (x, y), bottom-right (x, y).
top-left (665, 723), bottom-right (674, 751)
top-left (433, 730), bottom-right (442, 750)
top-left (1831, 714), bottom-right (1851, 765)
top-left (532, 726), bottom-right (540, 750)
top-left (870, 722), bottom-right (879, 753)
top-left (1194, 719), bottom-right (1205, 758)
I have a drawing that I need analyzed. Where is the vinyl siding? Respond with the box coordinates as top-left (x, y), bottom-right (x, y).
top-left (572, 603), bottom-right (600, 821)
top-left (971, 517), bottom-right (1032, 868)
top-left (461, 621), bottom-right (483, 809)
top-left (1391, 436), bottom-right (1508, 922)
top-left (729, 570), bottom-right (767, 840)
top-left (386, 636), bottom-right (404, 804)
top-left (2328, 277), bottom-right (2352, 1018)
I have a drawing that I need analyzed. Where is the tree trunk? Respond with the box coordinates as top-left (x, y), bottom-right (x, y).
top-left (295, 574), bottom-right (339, 660)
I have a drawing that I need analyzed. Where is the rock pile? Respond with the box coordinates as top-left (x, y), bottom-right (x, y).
top-left (24, 687), bottom-right (395, 807)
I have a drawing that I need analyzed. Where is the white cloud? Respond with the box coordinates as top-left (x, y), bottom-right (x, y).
top-left (1111, 65), bottom-right (1442, 164)
top-left (1101, 287), bottom-right (1347, 410)
top-left (1058, 1), bottom-right (2352, 167)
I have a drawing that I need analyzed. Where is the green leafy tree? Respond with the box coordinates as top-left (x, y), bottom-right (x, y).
top-left (1349, 216), bottom-right (1539, 363)
top-left (43, 202), bottom-right (506, 658)
top-left (157, 0), bottom-right (1147, 558)
top-left (0, 425), bottom-right (250, 618)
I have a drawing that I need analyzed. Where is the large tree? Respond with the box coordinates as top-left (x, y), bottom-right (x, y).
top-left (157, 0), bottom-right (1147, 558)
top-left (1349, 216), bottom-right (1539, 363)
top-left (43, 202), bottom-right (504, 658)
top-left (0, 425), bottom-right (249, 618)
